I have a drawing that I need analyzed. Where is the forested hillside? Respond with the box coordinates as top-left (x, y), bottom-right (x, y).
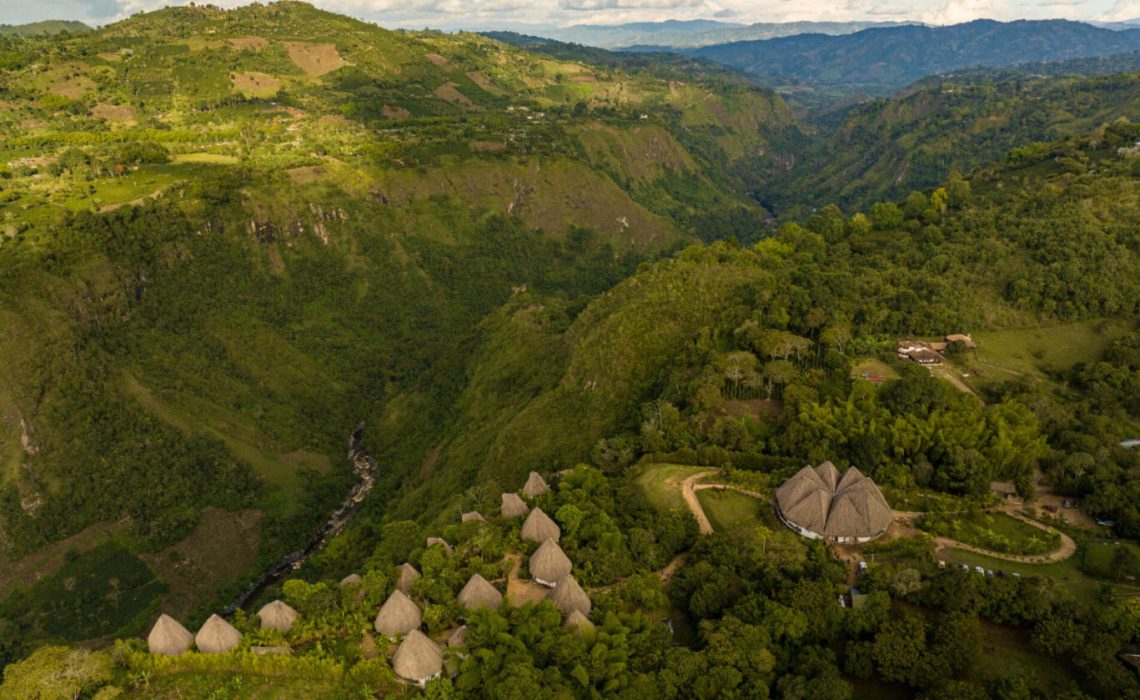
top-left (0, 0), bottom-right (801, 654)
top-left (692, 19), bottom-right (1140, 96)
top-left (766, 69), bottom-right (1140, 214)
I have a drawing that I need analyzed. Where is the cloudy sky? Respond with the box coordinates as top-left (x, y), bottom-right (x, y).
top-left (1, 0), bottom-right (1135, 30)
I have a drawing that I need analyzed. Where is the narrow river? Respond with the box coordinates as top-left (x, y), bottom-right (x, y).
top-left (222, 423), bottom-right (378, 615)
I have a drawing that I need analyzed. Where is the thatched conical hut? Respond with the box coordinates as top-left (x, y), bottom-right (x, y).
top-left (456, 573), bottom-right (503, 611)
top-left (340, 573), bottom-right (363, 587)
top-left (520, 507), bottom-right (560, 543)
top-left (461, 511), bottom-right (485, 523)
top-left (447, 625), bottom-right (467, 648)
top-left (425, 536), bottom-right (453, 555)
top-left (195, 614), bottom-right (242, 654)
top-left (522, 471), bottom-right (550, 499)
top-left (256, 600), bottom-right (299, 633)
top-left (529, 538), bottom-right (572, 587)
top-left (392, 629), bottom-right (443, 686)
top-left (374, 589), bottom-right (422, 637)
top-left (501, 492), bottom-right (529, 518)
top-left (395, 562), bottom-right (421, 594)
top-left (147, 614), bottom-right (193, 656)
top-left (548, 575), bottom-right (591, 617)
top-left (565, 609), bottom-right (595, 636)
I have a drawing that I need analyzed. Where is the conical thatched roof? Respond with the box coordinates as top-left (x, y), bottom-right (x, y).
top-left (256, 600), bottom-right (299, 633)
top-left (392, 629), bottom-right (443, 684)
top-left (461, 511), bottom-right (485, 523)
top-left (565, 609), bottom-right (595, 636)
top-left (501, 492), bottom-right (529, 518)
top-left (530, 538), bottom-right (572, 587)
top-left (395, 563), bottom-right (421, 594)
top-left (547, 575), bottom-right (591, 617)
top-left (520, 507), bottom-right (561, 543)
top-left (456, 573), bottom-right (503, 611)
top-left (774, 463), bottom-right (892, 541)
top-left (425, 536), bottom-right (453, 555)
top-left (195, 614), bottom-right (242, 654)
top-left (374, 589), bottom-right (422, 637)
top-left (522, 471), bottom-right (550, 499)
top-left (340, 573), bottom-right (363, 587)
top-left (147, 614), bottom-right (193, 656)
top-left (447, 625), bottom-right (467, 648)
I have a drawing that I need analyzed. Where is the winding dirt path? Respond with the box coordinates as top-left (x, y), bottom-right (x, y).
top-left (680, 471), bottom-right (714, 534)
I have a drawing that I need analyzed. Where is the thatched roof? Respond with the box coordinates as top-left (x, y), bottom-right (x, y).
top-left (195, 614), bottom-right (242, 654)
top-left (147, 614), bottom-right (193, 656)
top-left (447, 625), bottom-right (467, 648)
top-left (522, 471), bottom-right (550, 499)
top-left (461, 511), bottom-right (485, 523)
top-left (456, 573), bottom-right (503, 611)
top-left (256, 600), bottom-right (299, 633)
top-left (775, 463), bottom-right (892, 540)
top-left (565, 609), bottom-right (595, 636)
top-left (425, 536), bottom-right (453, 554)
top-left (530, 538), bottom-right (572, 587)
top-left (374, 589), bottom-right (422, 637)
top-left (340, 573), bottom-right (363, 587)
top-left (520, 507), bottom-right (561, 543)
top-left (547, 575), bottom-right (591, 617)
top-left (395, 562), bottom-right (421, 594)
top-left (501, 492), bottom-right (529, 518)
top-left (392, 629), bottom-right (443, 684)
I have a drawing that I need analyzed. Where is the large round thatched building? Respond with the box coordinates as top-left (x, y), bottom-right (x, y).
top-left (774, 462), bottom-right (892, 543)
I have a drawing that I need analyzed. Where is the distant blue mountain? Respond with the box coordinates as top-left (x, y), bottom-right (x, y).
top-left (530, 20), bottom-right (917, 49)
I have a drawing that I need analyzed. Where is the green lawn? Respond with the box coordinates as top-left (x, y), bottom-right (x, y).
top-left (851, 357), bottom-right (900, 381)
top-left (696, 489), bottom-right (764, 533)
top-left (965, 318), bottom-right (1135, 389)
top-left (633, 463), bottom-right (710, 513)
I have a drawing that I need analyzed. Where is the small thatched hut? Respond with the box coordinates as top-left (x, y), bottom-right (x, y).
top-left (530, 538), bottom-right (572, 587)
top-left (147, 614), bottom-right (193, 656)
top-left (340, 573), bottom-right (363, 587)
top-left (374, 589), bottom-right (422, 637)
top-left (565, 609), bottom-right (595, 636)
top-left (256, 600), bottom-right (299, 633)
top-left (548, 575), bottom-right (591, 617)
top-left (501, 492), bottom-right (529, 518)
top-left (195, 614), bottom-right (242, 654)
top-left (392, 629), bottom-right (443, 686)
top-left (456, 573), bottom-right (503, 611)
top-left (395, 562), bottom-right (421, 594)
top-left (425, 536), bottom-right (453, 555)
top-left (522, 471), bottom-right (550, 499)
top-left (520, 507), bottom-right (560, 543)
top-left (447, 625), bottom-right (467, 648)
top-left (461, 511), bottom-right (486, 523)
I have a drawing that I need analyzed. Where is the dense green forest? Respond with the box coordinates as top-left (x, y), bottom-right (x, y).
top-left (3, 3), bottom-right (1140, 699)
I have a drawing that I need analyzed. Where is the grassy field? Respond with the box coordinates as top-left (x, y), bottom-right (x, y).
top-left (696, 489), bottom-right (764, 533)
top-left (974, 621), bottom-right (1082, 692)
top-left (943, 547), bottom-right (1140, 608)
top-left (964, 317), bottom-right (1136, 389)
top-left (633, 463), bottom-right (709, 513)
top-left (851, 357), bottom-right (901, 381)
top-left (137, 675), bottom-right (342, 699)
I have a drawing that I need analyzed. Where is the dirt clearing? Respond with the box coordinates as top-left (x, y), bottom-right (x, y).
top-left (232, 71), bottom-right (281, 98)
top-left (434, 82), bottom-right (474, 107)
top-left (284, 41), bottom-right (346, 77)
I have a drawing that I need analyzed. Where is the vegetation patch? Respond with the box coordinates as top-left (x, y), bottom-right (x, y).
top-left (633, 463), bottom-right (708, 513)
top-left (433, 82), bottom-right (475, 107)
top-left (919, 511), bottom-right (1060, 556)
top-left (0, 541), bottom-right (166, 643)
